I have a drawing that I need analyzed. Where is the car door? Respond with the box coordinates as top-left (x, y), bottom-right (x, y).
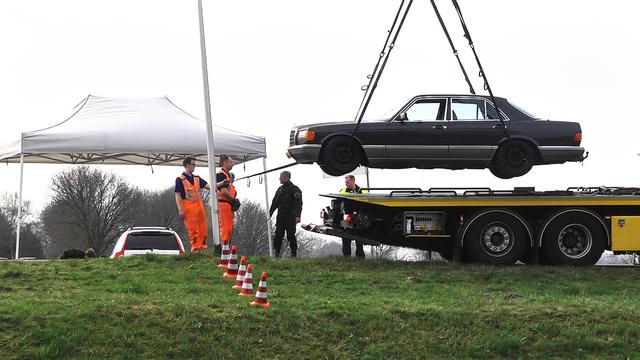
top-left (445, 97), bottom-right (508, 165)
top-left (384, 97), bottom-right (449, 167)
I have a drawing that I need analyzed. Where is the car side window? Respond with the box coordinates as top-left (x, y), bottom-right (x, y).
top-left (404, 99), bottom-right (446, 121)
top-left (451, 99), bottom-right (486, 120)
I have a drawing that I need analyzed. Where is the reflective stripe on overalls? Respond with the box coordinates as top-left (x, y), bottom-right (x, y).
top-left (216, 169), bottom-right (236, 242)
top-left (180, 175), bottom-right (208, 252)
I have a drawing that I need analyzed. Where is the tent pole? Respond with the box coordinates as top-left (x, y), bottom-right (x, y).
top-left (262, 157), bottom-right (273, 256)
top-left (15, 152), bottom-right (24, 260)
top-left (197, 0), bottom-right (221, 247)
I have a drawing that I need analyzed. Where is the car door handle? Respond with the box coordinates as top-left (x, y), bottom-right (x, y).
top-left (492, 124), bottom-right (506, 129)
top-left (432, 125), bottom-right (448, 130)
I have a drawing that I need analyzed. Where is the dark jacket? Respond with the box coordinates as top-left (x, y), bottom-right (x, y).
top-left (270, 181), bottom-right (302, 220)
top-left (59, 248), bottom-right (86, 259)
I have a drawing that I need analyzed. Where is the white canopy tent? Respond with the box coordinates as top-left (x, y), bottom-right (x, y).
top-left (0, 95), bottom-right (273, 258)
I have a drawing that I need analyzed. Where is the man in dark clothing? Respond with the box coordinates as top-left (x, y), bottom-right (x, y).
top-left (59, 248), bottom-right (96, 259)
top-left (269, 171), bottom-right (303, 257)
top-left (340, 175), bottom-right (368, 258)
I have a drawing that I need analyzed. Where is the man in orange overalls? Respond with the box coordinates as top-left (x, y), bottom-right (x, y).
top-left (175, 157), bottom-right (213, 253)
top-left (216, 155), bottom-right (240, 244)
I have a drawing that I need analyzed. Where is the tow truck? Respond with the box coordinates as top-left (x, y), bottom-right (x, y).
top-left (303, 187), bottom-right (640, 265)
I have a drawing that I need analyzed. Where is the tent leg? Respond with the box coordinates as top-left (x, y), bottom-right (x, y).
top-left (197, 0), bottom-right (220, 247)
top-left (15, 153), bottom-right (24, 260)
top-left (263, 157), bottom-right (273, 256)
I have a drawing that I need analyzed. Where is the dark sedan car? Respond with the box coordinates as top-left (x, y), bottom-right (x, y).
top-left (287, 95), bottom-right (586, 178)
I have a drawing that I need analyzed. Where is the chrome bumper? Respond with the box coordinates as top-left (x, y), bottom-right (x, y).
top-left (287, 144), bottom-right (321, 164)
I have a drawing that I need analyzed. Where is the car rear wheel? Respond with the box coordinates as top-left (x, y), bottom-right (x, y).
top-left (492, 140), bottom-right (535, 179)
top-left (320, 136), bottom-right (362, 176)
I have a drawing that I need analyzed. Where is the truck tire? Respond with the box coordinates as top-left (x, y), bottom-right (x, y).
top-left (541, 212), bottom-right (606, 266)
top-left (462, 211), bottom-right (529, 265)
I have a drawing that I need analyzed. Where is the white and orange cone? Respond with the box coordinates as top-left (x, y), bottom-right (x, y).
top-left (239, 264), bottom-right (254, 296)
top-left (217, 239), bottom-right (231, 268)
top-left (233, 256), bottom-right (247, 289)
top-left (223, 246), bottom-right (239, 278)
top-left (249, 271), bottom-right (271, 309)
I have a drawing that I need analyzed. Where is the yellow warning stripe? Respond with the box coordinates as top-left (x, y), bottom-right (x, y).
top-left (342, 196), bottom-right (640, 207)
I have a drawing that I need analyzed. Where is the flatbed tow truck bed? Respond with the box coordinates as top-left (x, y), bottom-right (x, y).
top-left (303, 187), bottom-right (640, 266)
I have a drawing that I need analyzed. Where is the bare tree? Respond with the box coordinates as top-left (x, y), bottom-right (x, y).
top-left (0, 211), bottom-right (13, 258)
top-left (231, 199), bottom-right (270, 256)
top-left (41, 166), bottom-right (141, 256)
top-left (0, 192), bottom-right (33, 230)
top-left (0, 193), bottom-right (45, 258)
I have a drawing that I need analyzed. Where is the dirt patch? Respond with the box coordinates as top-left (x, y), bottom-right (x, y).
top-left (404, 275), bottom-right (424, 283)
top-left (1, 271), bottom-right (26, 279)
top-left (0, 285), bottom-right (13, 292)
top-left (370, 279), bottom-right (385, 286)
top-left (503, 291), bottom-right (522, 300)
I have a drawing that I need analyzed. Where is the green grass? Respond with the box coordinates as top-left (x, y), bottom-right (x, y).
top-left (1, 255), bottom-right (639, 359)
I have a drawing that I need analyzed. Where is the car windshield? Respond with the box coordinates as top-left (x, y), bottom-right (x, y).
top-left (507, 100), bottom-right (540, 119)
top-left (380, 98), bottom-right (412, 120)
top-left (125, 232), bottom-right (178, 250)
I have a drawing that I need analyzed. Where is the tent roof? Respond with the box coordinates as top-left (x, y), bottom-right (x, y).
top-left (0, 95), bottom-right (266, 166)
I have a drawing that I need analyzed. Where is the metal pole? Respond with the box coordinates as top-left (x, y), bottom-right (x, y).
top-left (365, 167), bottom-right (374, 258)
top-left (197, 0), bottom-right (221, 247)
top-left (262, 157), bottom-right (273, 256)
top-left (14, 152), bottom-right (24, 260)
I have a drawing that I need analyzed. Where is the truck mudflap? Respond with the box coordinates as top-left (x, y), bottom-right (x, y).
top-left (301, 223), bottom-right (381, 246)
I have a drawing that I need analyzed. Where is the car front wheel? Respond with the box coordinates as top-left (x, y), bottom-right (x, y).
top-left (319, 136), bottom-right (362, 176)
top-left (492, 140), bottom-right (535, 179)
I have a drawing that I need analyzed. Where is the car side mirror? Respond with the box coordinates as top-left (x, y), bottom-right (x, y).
top-left (397, 112), bottom-right (408, 122)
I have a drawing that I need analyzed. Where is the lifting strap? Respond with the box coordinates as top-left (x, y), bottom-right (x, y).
top-left (450, 0), bottom-right (511, 140)
top-left (353, 0), bottom-right (414, 134)
top-left (233, 161), bottom-right (298, 182)
top-left (430, 0), bottom-right (475, 95)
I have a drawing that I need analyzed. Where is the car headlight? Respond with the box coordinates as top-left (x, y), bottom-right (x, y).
top-left (296, 129), bottom-right (316, 144)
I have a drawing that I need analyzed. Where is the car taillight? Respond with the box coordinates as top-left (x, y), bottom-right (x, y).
top-left (343, 213), bottom-right (353, 223)
top-left (574, 131), bottom-right (582, 142)
top-left (176, 235), bottom-right (184, 255)
top-left (114, 235), bottom-right (128, 258)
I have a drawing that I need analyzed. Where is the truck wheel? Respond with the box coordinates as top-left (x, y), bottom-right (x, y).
top-left (492, 140), bottom-right (535, 179)
top-left (541, 212), bottom-right (606, 266)
top-left (463, 211), bottom-right (528, 265)
top-left (320, 137), bottom-right (361, 176)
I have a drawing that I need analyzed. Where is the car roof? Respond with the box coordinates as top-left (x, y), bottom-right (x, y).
top-left (128, 227), bottom-right (175, 234)
top-left (414, 94), bottom-right (507, 101)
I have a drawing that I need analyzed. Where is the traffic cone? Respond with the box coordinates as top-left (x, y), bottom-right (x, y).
top-left (249, 271), bottom-right (271, 309)
top-left (217, 239), bottom-right (231, 268)
top-left (239, 264), bottom-right (254, 296)
top-left (233, 256), bottom-right (247, 289)
top-left (223, 246), bottom-right (239, 278)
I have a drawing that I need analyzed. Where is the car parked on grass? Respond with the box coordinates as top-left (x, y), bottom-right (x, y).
top-left (110, 227), bottom-right (185, 258)
top-left (287, 94), bottom-right (586, 178)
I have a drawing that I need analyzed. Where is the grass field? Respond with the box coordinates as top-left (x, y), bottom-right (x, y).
top-left (1, 255), bottom-right (639, 359)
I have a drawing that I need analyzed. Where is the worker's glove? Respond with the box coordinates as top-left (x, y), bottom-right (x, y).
top-left (231, 198), bottom-right (241, 212)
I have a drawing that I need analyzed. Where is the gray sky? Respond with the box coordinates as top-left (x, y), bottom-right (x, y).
top-left (1, 0), bottom-right (639, 225)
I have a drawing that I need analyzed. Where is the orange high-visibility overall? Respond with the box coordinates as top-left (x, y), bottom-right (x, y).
top-left (217, 169), bottom-right (237, 242)
top-left (179, 175), bottom-right (208, 252)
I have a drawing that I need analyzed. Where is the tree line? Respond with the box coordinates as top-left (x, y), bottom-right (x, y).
top-left (0, 166), bottom-right (343, 259)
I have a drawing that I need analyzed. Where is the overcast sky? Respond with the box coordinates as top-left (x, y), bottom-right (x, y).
top-left (1, 0), bottom-right (639, 226)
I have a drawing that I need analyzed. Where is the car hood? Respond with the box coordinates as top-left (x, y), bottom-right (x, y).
top-left (295, 119), bottom-right (388, 129)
